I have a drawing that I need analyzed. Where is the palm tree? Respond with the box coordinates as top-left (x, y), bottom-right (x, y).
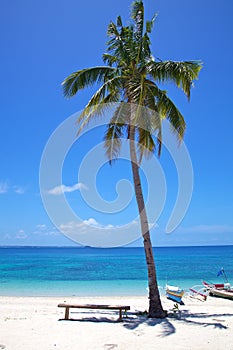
top-left (62, 0), bottom-right (202, 318)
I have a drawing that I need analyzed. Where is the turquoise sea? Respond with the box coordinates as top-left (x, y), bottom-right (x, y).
top-left (0, 246), bottom-right (232, 297)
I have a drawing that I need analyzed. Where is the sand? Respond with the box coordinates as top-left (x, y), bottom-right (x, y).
top-left (0, 295), bottom-right (233, 350)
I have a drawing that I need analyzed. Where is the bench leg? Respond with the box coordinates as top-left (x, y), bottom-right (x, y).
top-left (65, 307), bottom-right (70, 320)
top-left (118, 309), bottom-right (122, 322)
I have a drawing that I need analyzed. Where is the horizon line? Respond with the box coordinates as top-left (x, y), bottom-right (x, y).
top-left (0, 244), bottom-right (233, 249)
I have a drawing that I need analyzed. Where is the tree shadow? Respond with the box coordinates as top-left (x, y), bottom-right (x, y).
top-left (123, 313), bottom-right (176, 336)
top-left (58, 308), bottom-right (232, 337)
top-left (175, 309), bottom-right (231, 330)
top-left (122, 309), bottom-right (232, 337)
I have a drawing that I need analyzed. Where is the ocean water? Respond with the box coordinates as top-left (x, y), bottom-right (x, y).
top-left (0, 246), bottom-right (232, 297)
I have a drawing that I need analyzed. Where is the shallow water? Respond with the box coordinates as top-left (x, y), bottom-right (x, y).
top-left (0, 246), bottom-right (232, 296)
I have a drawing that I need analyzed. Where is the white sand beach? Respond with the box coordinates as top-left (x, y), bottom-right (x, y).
top-left (0, 295), bottom-right (233, 350)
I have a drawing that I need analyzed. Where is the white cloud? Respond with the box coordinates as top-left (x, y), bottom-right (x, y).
top-left (0, 181), bottom-right (9, 194)
top-left (35, 224), bottom-right (47, 230)
top-left (82, 218), bottom-right (115, 229)
top-left (16, 229), bottom-right (27, 239)
top-left (48, 183), bottom-right (87, 195)
top-left (59, 218), bottom-right (138, 234)
top-left (0, 180), bottom-right (27, 195)
top-left (13, 186), bottom-right (26, 194)
top-left (83, 218), bottom-right (100, 226)
top-left (32, 224), bottom-right (60, 236)
top-left (58, 218), bottom-right (142, 247)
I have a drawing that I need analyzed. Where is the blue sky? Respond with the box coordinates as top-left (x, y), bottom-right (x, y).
top-left (0, 0), bottom-right (233, 247)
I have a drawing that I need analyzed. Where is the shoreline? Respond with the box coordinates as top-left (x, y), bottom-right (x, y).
top-left (0, 295), bottom-right (232, 349)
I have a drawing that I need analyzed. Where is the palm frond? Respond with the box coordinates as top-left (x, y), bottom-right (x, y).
top-left (158, 93), bottom-right (185, 140)
top-left (146, 81), bottom-right (186, 140)
top-left (104, 124), bottom-right (125, 164)
top-left (124, 76), bottom-right (143, 104)
top-left (146, 13), bottom-right (158, 33)
top-left (129, 101), bottom-right (159, 162)
top-left (116, 15), bottom-right (123, 28)
top-left (84, 74), bottom-right (122, 108)
top-left (77, 88), bottom-right (121, 136)
top-left (144, 80), bottom-right (162, 155)
top-left (104, 104), bottom-right (129, 163)
top-left (148, 60), bottom-right (202, 100)
top-left (141, 32), bottom-right (151, 59)
top-left (107, 21), bottom-right (120, 37)
top-left (137, 128), bottom-right (156, 164)
top-left (76, 95), bottom-right (118, 138)
top-left (110, 102), bottom-right (131, 125)
top-left (102, 53), bottom-right (120, 67)
top-left (75, 75), bottom-right (124, 136)
top-left (106, 22), bottom-right (134, 67)
top-left (62, 66), bottom-right (115, 97)
top-left (131, 0), bottom-right (144, 42)
top-left (157, 128), bottom-right (162, 157)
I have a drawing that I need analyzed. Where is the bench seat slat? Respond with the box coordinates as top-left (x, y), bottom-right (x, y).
top-left (58, 303), bottom-right (130, 310)
top-left (57, 303), bottom-right (130, 321)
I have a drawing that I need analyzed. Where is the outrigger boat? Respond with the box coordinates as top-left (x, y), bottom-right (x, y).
top-left (202, 268), bottom-right (231, 290)
top-left (202, 280), bottom-right (231, 290)
top-left (166, 285), bottom-right (185, 304)
top-left (202, 268), bottom-right (233, 300)
top-left (189, 285), bottom-right (209, 301)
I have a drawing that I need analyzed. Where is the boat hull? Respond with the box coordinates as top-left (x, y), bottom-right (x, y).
top-left (202, 281), bottom-right (225, 290)
top-left (209, 288), bottom-right (233, 300)
top-left (166, 285), bottom-right (184, 304)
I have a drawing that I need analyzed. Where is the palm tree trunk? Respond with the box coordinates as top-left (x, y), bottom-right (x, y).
top-left (129, 124), bottom-right (166, 318)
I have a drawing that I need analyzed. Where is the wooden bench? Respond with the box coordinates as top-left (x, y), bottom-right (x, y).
top-left (58, 303), bottom-right (130, 322)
